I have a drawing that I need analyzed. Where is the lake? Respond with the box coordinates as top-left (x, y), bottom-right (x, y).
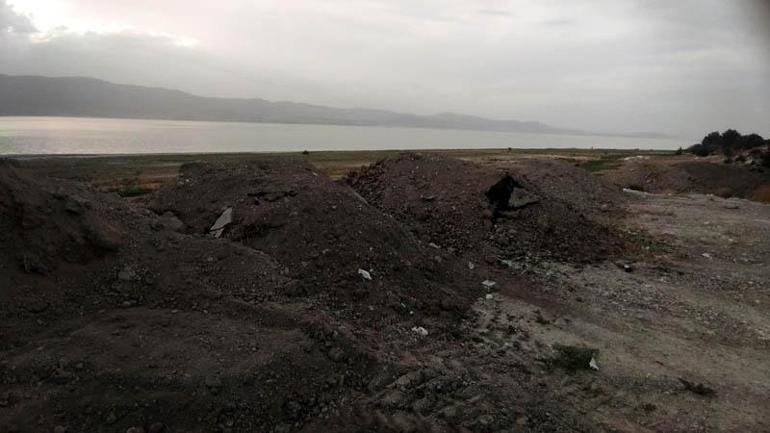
top-left (0, 116), bottom-right (685, 155)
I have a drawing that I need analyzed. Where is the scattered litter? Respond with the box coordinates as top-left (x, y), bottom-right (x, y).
top-left (481, 280), bottom-right (497, 290)
top-left (485, 294), bottom-right (494, 300)
top-left (467, 262), bottom-right (475, 270)
top-left (678, 378), bottom-right (715, 397)
top-left (701, 253), bottom-right (712, 259)
top-left (357, 268), bottom-right (372, 280)
top-left (209, 207), bottom-right (233, 238)
top-left (622, 188), bottom-right (648, 196)
top-left (428, 242), bottom-right (440, 249)
top-left (411, 326), bottom-right (429, 337)
top-left (589, 357), bottom-right (599, 371)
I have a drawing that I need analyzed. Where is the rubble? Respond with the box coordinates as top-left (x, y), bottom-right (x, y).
top-left (346, 153), bottom-right (629, 263)
top-left (208, 206), bottom-right (233, 237)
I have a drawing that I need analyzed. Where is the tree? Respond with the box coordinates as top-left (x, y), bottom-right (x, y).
top-left (762, 151), bottom-right (770, 168)
top-left (738, 133), bottom-right (766, 150)
top-left (721, 129), bottom-right (741, 158)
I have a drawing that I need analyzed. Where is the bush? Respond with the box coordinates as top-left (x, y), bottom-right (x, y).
top-left (762, 151), bottom-right (770, 168)
top-left (689, 143), bottom-right (710, 157)
top-left (690, 130), bottom-right (766, 158)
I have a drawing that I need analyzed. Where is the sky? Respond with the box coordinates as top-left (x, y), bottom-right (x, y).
top-left (1, 0), bottom-right (769, 138)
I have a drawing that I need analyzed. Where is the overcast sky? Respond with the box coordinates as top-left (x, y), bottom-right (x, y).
top-left (1, 0), bottom-right (769, 138)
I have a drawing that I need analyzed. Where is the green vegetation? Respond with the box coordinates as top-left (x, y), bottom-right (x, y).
top-left (117, 182), bottom-right (154, 197)
top-left (689, 129), bottom-right (769, 162)
top-left (576, 156), bottom-right (624, 172)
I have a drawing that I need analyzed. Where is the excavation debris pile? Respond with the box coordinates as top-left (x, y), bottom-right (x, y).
top-left (149, 160), bottom-right (475, 313)
top-left (346, 153), bottom-right (627, 263)
top-left (0, 158), bottom-right (506, 433)
top-left (604, 158), bottom-right (770, 202)
top-left (0, 159), bottom-right (125, 275)
top-left (1, 160), bottom-right (392, 432)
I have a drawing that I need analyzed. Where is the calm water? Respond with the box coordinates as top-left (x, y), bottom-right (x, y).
top-left (0, 117), bottom-right (685, 155)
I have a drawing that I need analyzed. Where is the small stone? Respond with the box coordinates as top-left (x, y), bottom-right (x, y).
top-left (411, 326), bottom-right (428, 337)
top-left (357, 268), bottom-right (372, 281)
top-left (148, 423), bottom-right (166, 433)
top-left (327, 347), bottom-right (346, 362)
top-left (118, 267), bottom-right (137, 281)
top-left (380, 389), bottom-right (406, 408)
top-left (481, 280), bottom-right (496, 290)
top-left (439, 404), bottom-right (461, 420)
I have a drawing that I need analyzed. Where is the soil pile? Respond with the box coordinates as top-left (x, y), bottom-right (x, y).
top-left (346, 153), bottom-right (626, 263)
top-left (0, 159), bottom-right (124, 275)
top-left (603, 158), bottom-right (770, 202)
top-left (149, 160), bottom-right (476, 314)
top-left (0, 156), bottom-right (631, 433)
top-left (0, 160), bottom-right (390, 432)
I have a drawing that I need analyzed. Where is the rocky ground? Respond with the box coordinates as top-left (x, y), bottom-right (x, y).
top-left (1, 153), bottom-right (768, 432)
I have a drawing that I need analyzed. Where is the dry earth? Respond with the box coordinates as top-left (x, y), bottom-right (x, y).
top-left (1, 153), bottom-right (768, 433)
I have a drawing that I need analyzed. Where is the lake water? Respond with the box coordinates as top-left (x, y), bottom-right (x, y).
top-left (0, 116), bottom-right (685, 155)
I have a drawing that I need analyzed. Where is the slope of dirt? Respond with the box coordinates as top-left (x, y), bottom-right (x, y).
top-left (148, 159), bottom-right (476, 316)
top-left (4, 154), bottom-right (768, 433)
top-left (345, 153), bottom-right (628, 263)
top-left (603, 157), bottom-right (770, 202)
top-left (1, 160), bottom-right (387, 432)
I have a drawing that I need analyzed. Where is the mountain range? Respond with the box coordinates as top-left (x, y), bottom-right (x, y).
top-left (0, 74), bottom-right (670, 138)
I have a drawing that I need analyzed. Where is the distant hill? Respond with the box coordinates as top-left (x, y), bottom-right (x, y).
top-left (0, 74), bottom-right (670, 138)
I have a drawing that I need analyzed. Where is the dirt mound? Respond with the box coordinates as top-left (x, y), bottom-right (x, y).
top-left (0, 156), bottom-right (633, 433)
top-left (345, 153), bottom-right (627, 263)
top-left (0, 160), bottom-right (384, 432)
top-left (149, 159), bottom-right (476, 314)
top-left (0, 159), bottom-right (125, 275)
top-left (603, 158), bottom-right (770, 202)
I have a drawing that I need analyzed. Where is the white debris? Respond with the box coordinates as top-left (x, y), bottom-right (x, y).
top-left (701, 253), bottom-right (713, 259)
top-left (467, 262), bottom-right (475, 270)
top-left (622, 188), bottom-right (648, 196)
top-left (411, 326), bottom-right (429, 337)
top-left (481, 280), bottom-right (497, 290)
top-left (209, 207), bottom-right (233, 238)
top-left (428, 242), bottom-right (440, 249)
top-left (357, 268), bottom-right (372, 280)
top-left (485, 294), bottom-right (494, 300)
top-left (589, 357), bottom-right (599, 371)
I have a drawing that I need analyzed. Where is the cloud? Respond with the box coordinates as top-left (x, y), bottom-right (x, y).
top-left (476, 9), bottom-right (512, 17)
top-left (542, 18), bottom-right (574, 26)
top-left (0, 0), bottom-right (36, 34)
top-left (0, 0), bottom-right (768, 137)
